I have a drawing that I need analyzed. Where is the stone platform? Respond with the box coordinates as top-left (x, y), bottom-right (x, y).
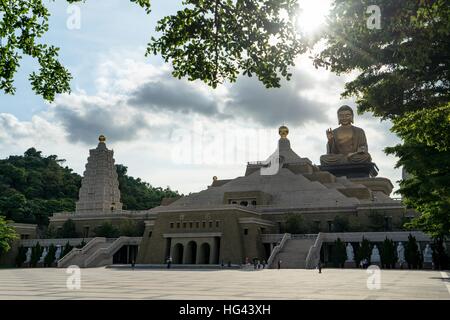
top-left (319, 162), bottom-right (379, 178)
top-left (0, 268), bottom-right (448, 300)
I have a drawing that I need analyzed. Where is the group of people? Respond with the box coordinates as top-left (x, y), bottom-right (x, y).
top-left (359, 258), bottom-right (370, 269)
top-left (166, 256), bottom-right (173, 268)
top-left (244, 257), bottom-right (267, 270)
top-left (254, 259), bottom-right (266, 269)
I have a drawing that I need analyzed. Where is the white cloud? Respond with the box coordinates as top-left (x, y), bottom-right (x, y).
top-left (0, 50), bottom-right (402, 194)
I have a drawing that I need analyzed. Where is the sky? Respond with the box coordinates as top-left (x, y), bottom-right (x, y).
top-left (0, 0), bottom-right (402, 195)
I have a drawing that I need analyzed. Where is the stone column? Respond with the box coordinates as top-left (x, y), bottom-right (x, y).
top-left (196, 241), bottom-right (202, 264)
top-left (182, 240), bottom-right (190, 264)
top-left (210, 239), bottom-right (217, 264)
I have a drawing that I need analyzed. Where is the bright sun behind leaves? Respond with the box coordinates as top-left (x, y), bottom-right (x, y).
top-left (296, 0), bottom-right (331, 35)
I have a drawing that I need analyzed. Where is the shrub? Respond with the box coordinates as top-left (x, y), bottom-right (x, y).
top-left (284, 213), bottom-right (308, 234)
top-left (405, 234), bottom-right (420, 269)
top-left (355, 237), bottom-right (371, 266)
top-left (380, 238), bottom-right (396, 269)
top-left (30, 242), bottom-right (43, 267)
top-left (44, 225), bottom-right (57, 239)
top-left (432, 238), bottom-right (449, 270)
top-left (368, 212), bottom-right (385, 231)
top-left (57, 219), bottom-right (79, 238)
top-left (119, 220), bottom-right (144, 237)
top-left (15, 245), bottom-right (27, 267)
top-left (94, 222), bottom-right (120, 238)
top-left (331, 238), bottom-right (347, 268)
top-left (44, 244), bottom-right (56, 267)
top-left (60, 241), bottom-right (73, 259)
top-left (76, 239), bottom-right (86, 249)
top-left (332, 216), bottom-right (350, 232)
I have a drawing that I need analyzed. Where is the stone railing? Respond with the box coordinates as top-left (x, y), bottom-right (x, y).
top-left (267, 233), bottom-right (291, 269)
top-left (247, 161), bottom-right (267, 166)
top-left (85, 237), bottom-right (142, 267)
top-left (303, 231), bottom-right (432, 269)
top-left (304, 233), bottom-right (323, 269)
top-left (260, 234), bottom-right (284, 243)
top-left (291, 234), bottom-right (319, 240)
top-left (21, 238), bottom-right (92, 248)
top-left (51, 210), bottom-right (156, 220)
top-left (57, 237), bottom-right (106, 268)
top-left (320, 231), bottom-right (431, 243)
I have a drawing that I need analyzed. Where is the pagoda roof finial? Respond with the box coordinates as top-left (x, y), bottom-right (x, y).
top-left (278, 125), bottom-right (289, 139)
top-left (99, 135), bottom-right (106, 143)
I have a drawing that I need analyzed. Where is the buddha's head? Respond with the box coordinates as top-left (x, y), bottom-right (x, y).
top-left (337, 105), bottom-right (354, 126)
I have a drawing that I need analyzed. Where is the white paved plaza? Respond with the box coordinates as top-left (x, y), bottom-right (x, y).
top-left (0, 267), bottom-right (449, 300)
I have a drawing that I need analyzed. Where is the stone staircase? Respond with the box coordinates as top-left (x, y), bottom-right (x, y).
top-left (271, 236), bottom-right (317, 269)
top-left (57, 237), bottom-right (141, 268)
top-left (85, 237), bottom-right (141, 267)
top-left (58, 237), bottom-right (111, 268)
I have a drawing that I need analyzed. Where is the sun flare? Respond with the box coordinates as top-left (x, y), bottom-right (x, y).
top-left (296, 0), bottom-right (331, 35)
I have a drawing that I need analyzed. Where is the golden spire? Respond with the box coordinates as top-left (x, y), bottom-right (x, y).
top-left (278, 125), bottom-right (289, 139)
top-left (99, 135), bottom-right (106, 143)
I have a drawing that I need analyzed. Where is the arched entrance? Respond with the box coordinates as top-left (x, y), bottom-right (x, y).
top-left (185, 241), bottom-right (197, 264)
top-left (173, 243), bottom-right (184, 264)
top-left (199, 243), bottom-right (211, 264)
top-left (112, 245), bottom-right (138, 264)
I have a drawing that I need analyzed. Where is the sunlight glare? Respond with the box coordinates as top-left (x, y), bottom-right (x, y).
top-left (296, 0), bottom-right (331, 35)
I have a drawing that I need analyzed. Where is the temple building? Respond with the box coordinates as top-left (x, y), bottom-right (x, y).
top-left (48, 112), bottom-right (424, 268)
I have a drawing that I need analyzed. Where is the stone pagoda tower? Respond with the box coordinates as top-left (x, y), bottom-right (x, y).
top-left (75, 135), bottom-right (123, 214)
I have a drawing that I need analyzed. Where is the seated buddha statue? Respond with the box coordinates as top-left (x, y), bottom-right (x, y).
top-left (320, 105), bottom-right (372, 166)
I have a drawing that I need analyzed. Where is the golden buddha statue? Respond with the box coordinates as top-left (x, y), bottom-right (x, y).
top-left (320, 105), bottom-right (372, 165)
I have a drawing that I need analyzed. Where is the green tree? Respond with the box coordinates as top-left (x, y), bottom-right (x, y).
top-left (44, 225), bottom-right (57, 239)
top-left (44, 244), bottom-right (56, 267)
top-left (0, 148), bottom-right (82, 226)
top-left (76, 239), bottom-right (86, 249)
top-left (331, 238), bottom-right (347, 268)
top-left (93, 222), bottom-right (120, 238)
top-left (431, 238), bottom-right (449, 270)
top-left (0, 192), bottom-right (27, 221)
top-left (117, 164), bottom-right (180, 210)
top-left (380, 237), bottom-right (396, 269)
top-left (367, 212), bottom-right (386, 232)
top-left (0, 0), bottom-right (151, 101)
top-left (315, 0), bottom-right (449, 118)
top-left (1, 0), bottom-right (307, 100)
top-left (57, 219), bottom-right (79, 238)
top-left (314, 0), bottom-right (450, 240)
top-left (283, 213), bottom-right (308, 234)
top-left (0, 149), bottom-right (180, 228)
top-left (60, 241), bottom-right (73, 259)
top-left (30, 242), bottom-right (43, 268)
top-left (149, 0), bottom-right (304, 89)
top-left (15, 245), bottom-right (27, 267)
top-left (385, 105), bottom-right (450, 239)
top-left (355, 237), bottom-right (371, 267)
top-left (119, 220), bottom-right (145, 237)
top-left (405, 234), bottom-right (420, 269)
top-left (0, 216), bottom-right (19, 257)
top-left (332, 215), bottom-right (350, 232)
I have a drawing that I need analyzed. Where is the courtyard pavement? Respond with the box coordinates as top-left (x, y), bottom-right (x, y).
top-left (0, 267), bottom-right (449, 300)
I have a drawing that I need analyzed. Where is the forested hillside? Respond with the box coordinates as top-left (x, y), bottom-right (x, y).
top-left (0, 148), bottom-right (180, 226)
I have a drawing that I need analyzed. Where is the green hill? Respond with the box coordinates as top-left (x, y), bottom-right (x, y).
top-left (0, 148), bottom-right (180, 226)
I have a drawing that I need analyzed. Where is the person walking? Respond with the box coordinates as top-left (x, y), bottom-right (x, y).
top-left (131, 259), bottom-right (135, 270)
top-left (317, 261), bottom-right (322, 274)
top-left (277, 259), bottom-right (282, 270)
top-left (167, 256), bottom-right (172, 269)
